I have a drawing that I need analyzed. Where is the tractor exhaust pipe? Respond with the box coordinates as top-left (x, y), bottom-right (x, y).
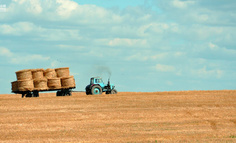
top-left (107, 78), bottom-right (111, 90)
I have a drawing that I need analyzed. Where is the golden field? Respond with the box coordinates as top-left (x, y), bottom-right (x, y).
top-left (0, 90), bottom-right (236, 142)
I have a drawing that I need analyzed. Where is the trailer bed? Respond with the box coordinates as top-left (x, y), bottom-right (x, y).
top-left (12, 86), bottom-right (76, 98)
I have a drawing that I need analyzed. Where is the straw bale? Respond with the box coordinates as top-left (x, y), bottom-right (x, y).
top-left (11, 81), bottom-right (18, 92)
top-left (34, 78), bottom-right (48, 90)
top-left (32, 69), bottom-right (44, 79)
top-left (47, 78), bottom-right (61, 89)
top-left (15, 69), bottom-right (32, 80)
top-left (55, 67), bottom-right (70, 78)
top-left (18, 79), bottom-right (34, 91)
top-left (44, 68), bottom-right (56, 79)
top-left (61, 76), bottom-right (76, 88)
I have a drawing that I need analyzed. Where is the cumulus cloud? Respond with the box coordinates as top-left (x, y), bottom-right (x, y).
top-left (25, 0), bottom-right (42, 14)
top-left (192, 66), bottom-right (223, 79)
top-left (155, 64), bottom-right (176, 72)
top-left (0, 47), bottom-right (13, 57)
top-left (56, 0), bottom-right (78, 18)
top-left (126, 52), bottom-right (167, 61)
top-left (108, 38), bottom-right (147, 47)
top-left (0, 22), bottom-right (81, 41)
top-left (172, 0), bottom-right (195, 9)
top-left (0, 47), bottom-right (50, 65)
top-left (0, 22), bottom-right (39, 35)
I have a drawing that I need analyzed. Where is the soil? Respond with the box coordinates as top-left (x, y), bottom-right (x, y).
top-left (0, 90), bottom-right (236, 142)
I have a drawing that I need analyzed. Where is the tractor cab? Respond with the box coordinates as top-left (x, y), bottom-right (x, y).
top-left (90, 77), bottom-right (105, 88)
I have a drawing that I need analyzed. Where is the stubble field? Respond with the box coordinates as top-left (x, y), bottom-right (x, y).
top-left (0, 90), bottom-right (236, 142)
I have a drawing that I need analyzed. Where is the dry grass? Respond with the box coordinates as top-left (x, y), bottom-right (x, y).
top-left (0, 90), bottom-right (235, 142)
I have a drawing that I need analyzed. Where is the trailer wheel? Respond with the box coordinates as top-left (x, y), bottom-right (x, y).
top-left (64, 89), bottom-right (71, 96)
top-left (25, 92), bottom-right (33, 97)
top-left (33, 91), bottom-right (39, 97)
top-left (68, 91), bottom-right (72, 96)
top-left (57, 91), bottom-right (62, 96)
top-left (22, 93), bottom-right (26, 98)
top-left (91, 86), bottom-right (102, 95)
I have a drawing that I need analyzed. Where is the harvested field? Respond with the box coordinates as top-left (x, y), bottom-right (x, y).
top-left (0, 90), bottom-right (236, 142)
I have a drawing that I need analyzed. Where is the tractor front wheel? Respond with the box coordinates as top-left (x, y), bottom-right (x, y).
top-left (91, 86), bottom-right (102, 95)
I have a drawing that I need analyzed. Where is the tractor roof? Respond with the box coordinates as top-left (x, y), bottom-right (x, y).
top-left (91, 77), bottom-right (102, 79)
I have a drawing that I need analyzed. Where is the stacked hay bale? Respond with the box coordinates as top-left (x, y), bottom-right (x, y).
top-left (11, 81), bottom-right (19, 92)
top-left (32, 69), bottom-right (48, 91)
top-left (55, 67), bottom-right (76, 89)
top-left (44, 68), bottom-right (57, 79)
top-left (55, 67), bottom-right (70, 78)
top-left (47, 78), bottom-right (61, 89)
top-left (44, 68), bottom-right (61, 89)
top-left (14, 69), bottom-right (34, 92)
top-left (11, 67), bottom-right (76, 93)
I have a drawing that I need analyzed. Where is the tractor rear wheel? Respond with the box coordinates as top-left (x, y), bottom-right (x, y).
top-left (111, 89), bottom-right (117, 94)
top-left (91, 86), bottom-right (102, 95)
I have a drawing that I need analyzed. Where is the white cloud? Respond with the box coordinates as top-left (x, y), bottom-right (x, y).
top-left (50, 60), bottom-right (61, 68)
top-left (0, 22), bottom-right (81, 41)
top-left (125, 53), bottom-right (167, 61)
top-left (0, 22), bottom-right (41, 36)
top-left (56, 0), bottom-right (78, 18)
top-left (0, 47), bottom-right (50, 65)
top-left (192, 66), bottom-right (223, 79)
top-left (13, 0), bottom-right (27, 4)
top-left (126, 53), bottom-right (149, 61)
top-left (57, 45), bottom-right (84, 50)
top-left (0, 47), bottom-right (13, 57)
top-left (202, 42), bottom-right (236, 60)
top-left (137, 22), bottom-right (180, 37)
top-left (155, 64), bottom-right (176, 72)
top-left (40, 29), bottom-right (81, 41)
top-left (166, 81), bottom-right (173, 86)
top-left (108, 38), bottom-right (147, 47)
top-left (27, 0), bottom-right (42, 14)
top-left (172, 0), bottom-right (195, 9)
top-left (10, 54), bottom-right (50, 64)
top-left (209, 42), bottom-right (218, 50)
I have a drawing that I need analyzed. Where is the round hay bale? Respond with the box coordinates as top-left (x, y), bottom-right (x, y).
top-left (44, 68), bottom-right (56, 79)
top-left (55, 67), bottom-right (70, 78)
top-left (18, 79), bottom-right (34, 91)
top-left (47, 78), bottom-right (61, 89)
top-left (15, 69), bottom-right (32, 80)
top-left (11, 81), bottom-right (18, 92)
top-left (34, 78), bottom-right (48, 90)
top-left (32, 69), bottom-right (44, 79)
top-left (61, 76), bottom-right (76, 88)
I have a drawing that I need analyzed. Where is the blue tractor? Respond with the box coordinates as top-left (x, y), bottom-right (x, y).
top-left (85, 77), bottom-right (117, 95)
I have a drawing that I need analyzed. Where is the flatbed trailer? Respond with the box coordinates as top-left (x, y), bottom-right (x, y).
top-left (12, 87), bottom-right (76, 98)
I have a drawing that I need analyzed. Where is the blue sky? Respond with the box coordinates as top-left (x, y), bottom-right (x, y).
top-left (0, 0), bottom-right (235, 94)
